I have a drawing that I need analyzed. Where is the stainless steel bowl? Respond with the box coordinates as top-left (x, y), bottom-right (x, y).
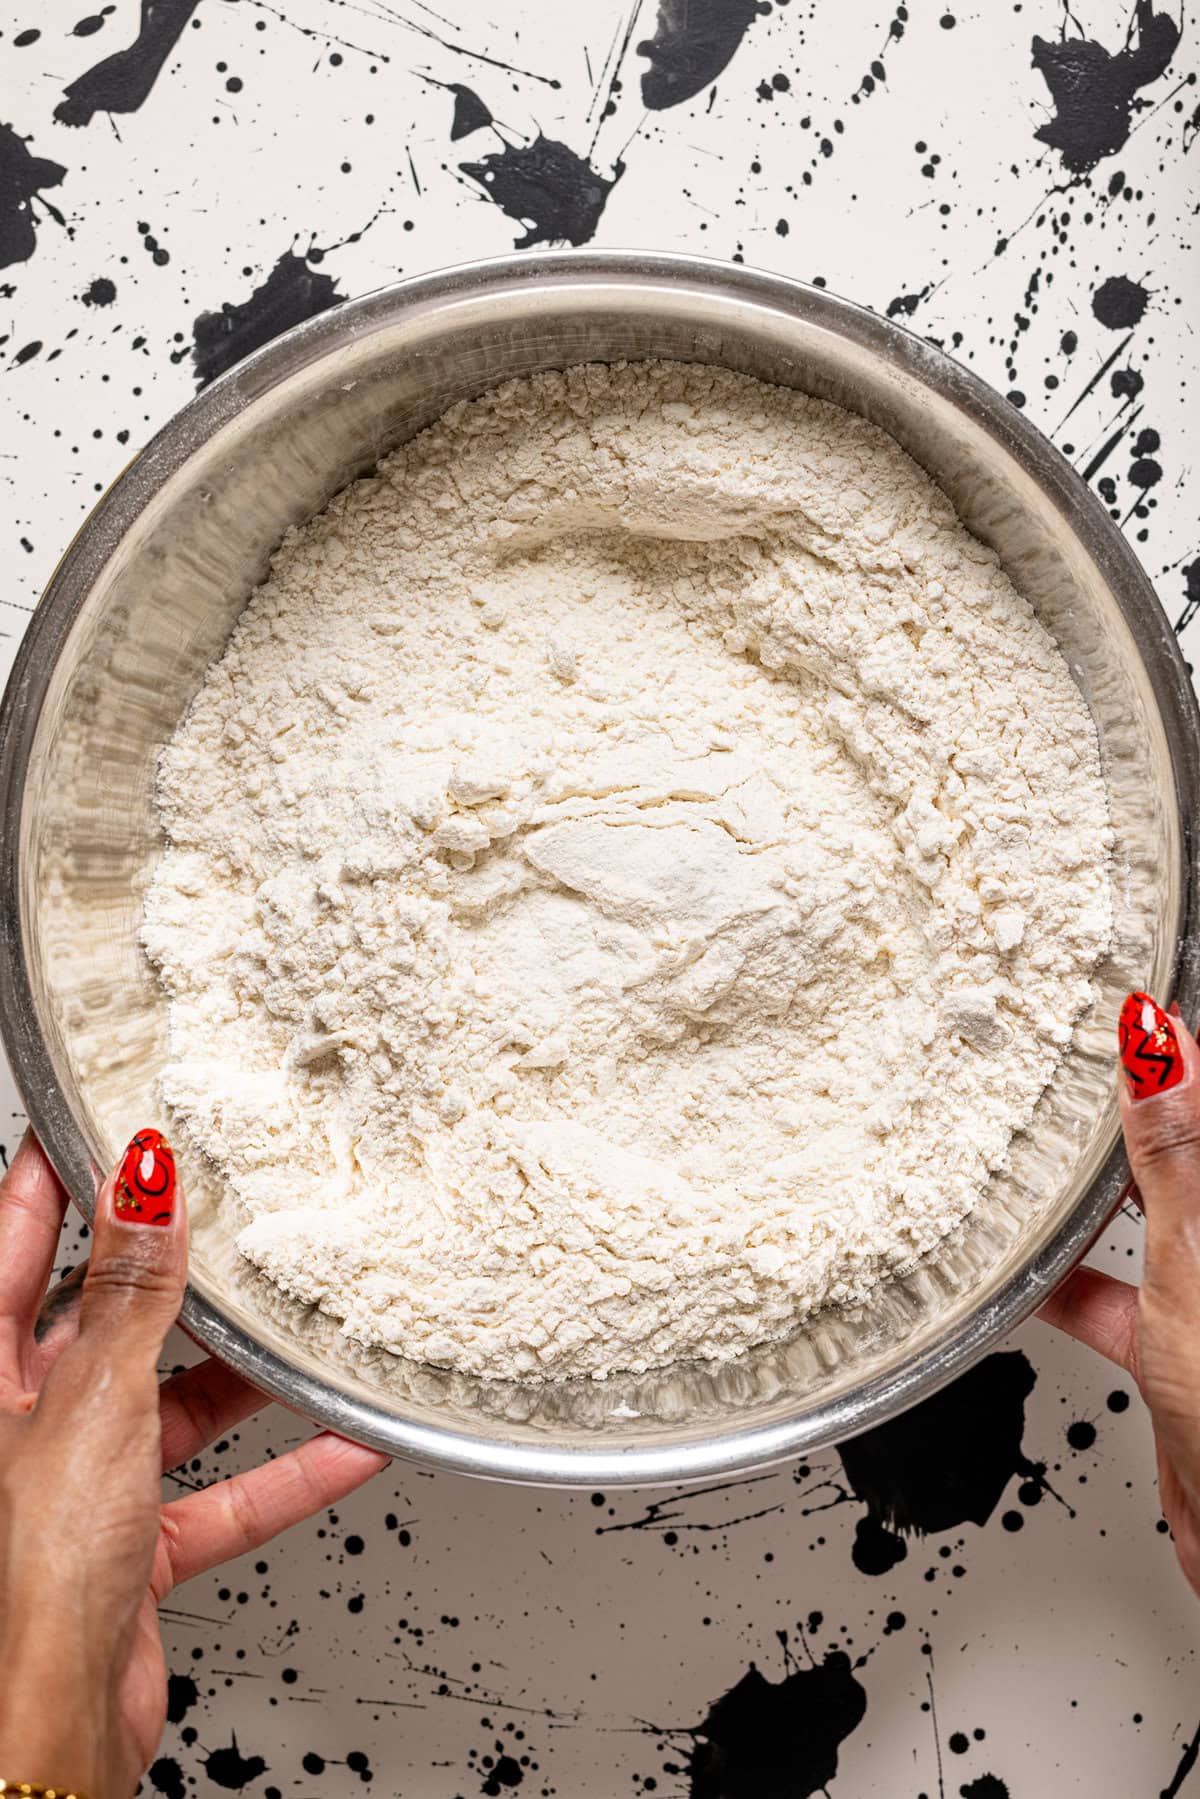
top-left (2, 251), bottom-right (1197, 1486)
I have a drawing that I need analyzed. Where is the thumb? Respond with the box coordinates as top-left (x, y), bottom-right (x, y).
top-left (1117, 992), bottom-right (1200, 1472)
top-left (1118, 991), bottom-right (1200, 1232)
top-left (76, 1126), bottom-right (186, 1366)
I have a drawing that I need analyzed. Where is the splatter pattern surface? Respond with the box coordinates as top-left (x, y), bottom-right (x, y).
top-left (2, 1), bottom-right (1199, 1792)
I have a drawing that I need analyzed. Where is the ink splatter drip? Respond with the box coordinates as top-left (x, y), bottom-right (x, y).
top-left (0, 124), bottom-right (66, 269)
top-left (838, 1352), bottom-right (1044, 1573)
top-left (1092, 273), bottom-right (1150, 329)
top-left (147, 1758), bottom-right (186, 1799)
top-left (1032, 0), bottom-right (1181, 174)
top-left (460, 134), bottom-right (623, 249)
top-left (637, 0), bottom-right (766, 110)
top-left (448, 83), bottom-right (494, 141)
top-left (166, 1670), bottom-right (200, 1724)
top-left (202, 1733), bottom-right (268, 1791)
top-left (81, 274), bottom-right (117, 306)
top-left (1162, 1720), bottom-right (1200, 1797)
top-left (55, 0), bottom-right (201, 127)
top-left (189, 251), bottom-right (343, 387)
top-left (687, 1654), bottom-right (867, 1798)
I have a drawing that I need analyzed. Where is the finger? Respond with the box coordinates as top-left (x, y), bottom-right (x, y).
top-left (1117, 993), bottom-right (1200, 1322)
top-left (1115, 993), bottom-right (1200, 1508)
top-left (154, 1433), bottom-right (390, 1594)
top-left (75, 1127), bottom-right (186, 1370)
top-left (1112, 1012), bottom-right (1173, 1222)
top-left (1038, 1263), bottom-right (1140, 1380)
top-left (34, 1130), bottom-right (187, 1465)
top-left (158, 1357), bottom-right (270, 1471)
top-left (0, 1132), bottom-right (70, 1353)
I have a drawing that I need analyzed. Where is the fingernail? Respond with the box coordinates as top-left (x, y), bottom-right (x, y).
top-left (113, 1128), bottom-right (177, 1226)
top-left (1118, 991), bottom-right (1186, 1101)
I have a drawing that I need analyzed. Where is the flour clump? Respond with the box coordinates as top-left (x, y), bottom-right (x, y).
top-left (142, 361), bottom-right (1113, 1381)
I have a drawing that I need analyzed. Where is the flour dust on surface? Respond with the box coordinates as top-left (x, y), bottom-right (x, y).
top-left (141, 361), bottom-right (1113, 1381)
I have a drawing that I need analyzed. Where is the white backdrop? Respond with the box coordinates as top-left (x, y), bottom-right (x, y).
top-left (2, 2), bottom-right (1199, 1793)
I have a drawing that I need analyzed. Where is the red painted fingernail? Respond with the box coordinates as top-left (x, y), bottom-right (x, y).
top-left (113, 1128), bottom-right (177, 1227)
top-left (1118, 992), bottom-right (1186, 1101)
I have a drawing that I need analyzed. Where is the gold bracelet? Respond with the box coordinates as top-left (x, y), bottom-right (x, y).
top-left (0, 1782), bottom-right (90, 1799)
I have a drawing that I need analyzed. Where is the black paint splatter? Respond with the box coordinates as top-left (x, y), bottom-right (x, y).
top-left (1032, 0), bottom-right (1181, 175)
top-left (959, 1779), bottom-right (1010, 1799)
top-left (55, 0), bottom-right (200, 128)
top-left (81, 274), bottom-right (116, 306)
top-left (448, 83), bottom-right (493, 140)
top-left (1163, 1720), bottom-right (1200, 1799)
top-left (687, 1654), bottom-right (866, 1798)
top-left (637, 0), bottom-right (764, 111)
top-left (838, 1352), bottom-right (1042, 1572)
top-left (1129, 424), bottom-right (1162, 492)
top-left (1111, 364), bottom-right (1144, 401)
top-left (482, 1754), bottom-right (524, 1794)
top-left (138, 219), bottom-right (169, 266)
top-left (147, 1758), bottom-right (187, 1799)
top-left (203, 1733), bottom-right (268, 1791)
top-left (1092, 274), bottom-right (1149, 328)
top-left (852, 1514), bottom-right (909, 1576)
top-left (166, 1670), bottom-right (199, 1724)
top-left (387, 12), bottom-right (557, 89)
top-left (460, 134), bottom-right (622, 249)
top-left (1177, 559), bottom-right (1200, 635)
top-left (887, 286), bottom-right (932, 318)
top-left (189, 251), bottom-right (343, 388)
top-left (0, 124), bottom-right (67, 271)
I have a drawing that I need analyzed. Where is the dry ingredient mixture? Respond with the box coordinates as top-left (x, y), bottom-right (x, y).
top-left (142, 361), bottom-right (1114, 1382)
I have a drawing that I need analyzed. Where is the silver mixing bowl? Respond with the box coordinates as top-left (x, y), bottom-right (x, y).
top-left (2, 251), bottom-right (1198, 1486)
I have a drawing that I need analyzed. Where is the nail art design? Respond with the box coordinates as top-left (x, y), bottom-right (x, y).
top-left (114, 1128), bottom-right (177, 1226)
top-left (1118, 991), bottom-right (1185, 1100)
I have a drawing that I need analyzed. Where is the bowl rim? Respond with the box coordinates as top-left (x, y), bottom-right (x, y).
top-left (2, 247), bottom-right (1198, 1487)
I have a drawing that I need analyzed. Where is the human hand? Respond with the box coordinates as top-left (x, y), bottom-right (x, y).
top-left (0, 1130), bottom-right (389, 1799)
top-left (1041, 991), bottom-right (1200, 1598)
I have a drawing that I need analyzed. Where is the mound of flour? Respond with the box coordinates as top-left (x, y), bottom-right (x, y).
top-left (142, 361), bottom-right (1113, 1381)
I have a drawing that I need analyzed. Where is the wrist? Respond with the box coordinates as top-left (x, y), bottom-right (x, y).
top-left (0, 1727), bottom-right (106, 1799)
top-left (0, 1641), bottom-right (112, 1798)
top-left (0, 1738), bottom-right (104, 1799)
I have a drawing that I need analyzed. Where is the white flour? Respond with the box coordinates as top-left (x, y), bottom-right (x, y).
top-left (142, 361), bottom-right (1113, 1381)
